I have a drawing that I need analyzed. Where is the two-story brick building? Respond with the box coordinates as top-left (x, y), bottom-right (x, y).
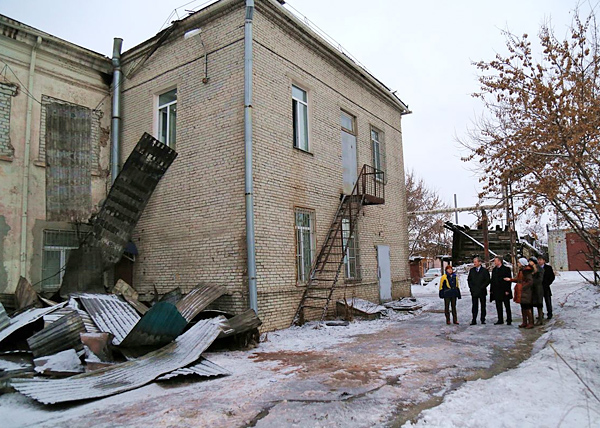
top-left (119, 0), bottom-right (411, 331)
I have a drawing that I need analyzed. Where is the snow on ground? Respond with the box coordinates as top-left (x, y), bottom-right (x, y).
top-left (405, 271), bottom-right (600, 428)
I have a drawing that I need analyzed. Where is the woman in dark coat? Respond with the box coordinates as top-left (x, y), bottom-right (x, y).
top-left (529, 257), bottom-right (545, 325)
top-left (439, 265), bottom-right (461, 325)
top-left (505, 258), bottom-right (534, 328)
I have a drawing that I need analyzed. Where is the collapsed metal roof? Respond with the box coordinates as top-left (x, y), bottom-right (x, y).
top-left (0, 303), bottom-right (8, 332)
top-left (78, 294), bottom-right (141, 345)
top-left (119, 301), bottom-right (187, 348)
top-left (156, 357), bottom-right (231, 381)
top-left (27, 310), bottom-right (85, 358)
top-left (11, 317), bottom-right (224, 404)
top-left (0, 303), bottom-right (67, 346)
top-left (176, 284), bottom-right (227, 322)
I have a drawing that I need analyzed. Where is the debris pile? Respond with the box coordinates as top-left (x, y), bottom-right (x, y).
top-left (0, 279), bottom-right (261, 405)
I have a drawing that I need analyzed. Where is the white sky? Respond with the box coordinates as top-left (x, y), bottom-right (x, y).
top-left (0, 0), bottom-right (577, 227)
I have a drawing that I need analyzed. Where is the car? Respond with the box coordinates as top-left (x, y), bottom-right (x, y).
top-left (422, 268), bottom-right (442, 284)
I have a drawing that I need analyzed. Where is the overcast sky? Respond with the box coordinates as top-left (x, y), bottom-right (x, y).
top-left (1, 0), bottom-right (577, 227)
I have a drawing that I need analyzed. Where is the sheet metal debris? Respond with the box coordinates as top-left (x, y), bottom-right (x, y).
top-left (15, 277), bottom-right (40, 310)
top-left (91, 133), bottom-right (178, 265)
top-left (59, 246), bottom-right (105, 298)
top-left (336, 298), bottom-right (387, 318)
top-left (27, 310), bottom-right (85, 358)
top-left (78, 294), bottom-right (140, 345)
top-left (219, 309), bottom-right (262, 338)
top-left (119, 302), bottom-right (187, 348)
top-left (0, 303), bottom-right (8, 332)
top-left (113, 279), bottom-right (148, 315)
top-left (34, 349), bottom-right (85, 376)
top-left (156, 357), bottom-right (231, 381)
top-left (11, 318), bottom-right (224, 404)
top-left (0, 303), bottom-right (67, 347)
top-left (176, 284), bottom-right (227, 322)
top-left (384, 298), bottom-right (423, 311)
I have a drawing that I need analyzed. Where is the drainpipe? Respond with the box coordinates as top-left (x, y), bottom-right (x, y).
top-left (19, 35), bottom-right (42, 279)
top-left (111, 38), bottom-right (123, 184)
top-left (244, 0), bottom-right (258, 313)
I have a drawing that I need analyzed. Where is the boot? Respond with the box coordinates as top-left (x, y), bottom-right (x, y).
top-left (470, 319), bottom-right (477, 325)
top-left (535, 316), bottom-right (544, 326)
top-left (446, 313), bottom-right (451, 325)
top-left (525, 309), bottom-right (534, 329)
top-left (453, 317), bottom-right (459, 325)
top-left (518, 310), bottom-right (526, 328)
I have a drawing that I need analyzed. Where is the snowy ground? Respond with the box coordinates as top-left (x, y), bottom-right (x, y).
top-left (1, 272), bottom-right (598, 427)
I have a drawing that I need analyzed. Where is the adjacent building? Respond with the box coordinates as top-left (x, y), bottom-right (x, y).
top-left (0, 15), bottom-right (112, 295)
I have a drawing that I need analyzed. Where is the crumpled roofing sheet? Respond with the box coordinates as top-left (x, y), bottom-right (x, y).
top-left (78, 294), bottom-right (140, 345)
top-left (0, 303), bottom-right (67, 345)
top-left (11, 317), bottom-right (224, 404)
top-left (176, 284), bottom-right (226, 322)
top-left (119, 301), bottom-right (187, 348)
top-left (27, 310), bottom-right (86, 358)
top-left (156, 357), bottom-right (231, 381)
top-left (0, 303), bottom-right (9, 332)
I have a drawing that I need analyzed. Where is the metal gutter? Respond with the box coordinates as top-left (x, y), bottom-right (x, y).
top-left (244, 0), bottom-right (258, 313)
top-left (11, 317), bottom-right (225, 404)
top-left (111, 38), bottom-right (123, 184)
top-left (19, 35), bottom-right (41, 279)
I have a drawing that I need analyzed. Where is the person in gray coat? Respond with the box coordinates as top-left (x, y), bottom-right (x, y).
top-left (529, 257), bottom-right (545, 325)
top-left (467, 256), bottom-right (490, 325)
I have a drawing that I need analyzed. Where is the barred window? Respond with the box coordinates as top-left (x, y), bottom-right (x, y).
top-left (342, 218), bottom-right (360, 280)
top-left (41, 230), bottom-right (80, 291)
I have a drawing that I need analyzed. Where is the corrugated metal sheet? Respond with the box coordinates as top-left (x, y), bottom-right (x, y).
top-left (176, 284), bottom-right (226, 322)
top-left (119, 301), bottom-right (187, 348)
top-left (156, 357), bottom-right (231, 381)
top-left (15, 277), bottom-right (40, 310)
top-left (0, 303), bottom-right (67, 346)
top-left (159, 287), bottom-right (182, 305)
top-left (59, 246), bottom-right (105, 298)
top-left (11, 317), bottom-right (224, 404)
top-left (45, 102), bottom-right (92, 222)
top-left (113, 280), bottom-right (148, 315)
top-left (219, 309), bottom-right (262, 338)
top-left (43, 307), bottom-right (99, 333)
top-left (27, 310), bottom-right (86, 358)
top-left (0, 303), bottom-right (9, 332)
top-left (78, 294), bottom-right (140, 345)
top-left (91, 133), bottom-right (178, 265)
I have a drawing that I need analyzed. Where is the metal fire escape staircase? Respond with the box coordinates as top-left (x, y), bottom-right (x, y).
top-left (293, 165), bottom-right (385, 325)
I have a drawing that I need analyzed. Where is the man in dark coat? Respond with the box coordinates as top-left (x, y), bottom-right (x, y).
top-left (538, 255), bottom-right (555, 319)
top-left (490, 256), bottom-right (513, 325)
top-left (467, 256), bottom-right (490, 325)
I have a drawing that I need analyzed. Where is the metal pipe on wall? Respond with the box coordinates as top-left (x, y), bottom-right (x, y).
top-left (244, 0), bottom-right (258, 312)
top-left (111, 38), bottom-right (123, 184)
top-left (19, 35), bottom-right (42, 278)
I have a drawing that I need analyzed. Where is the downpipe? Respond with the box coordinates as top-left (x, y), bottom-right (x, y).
top-left (111, 38), bottom-right (123, 184)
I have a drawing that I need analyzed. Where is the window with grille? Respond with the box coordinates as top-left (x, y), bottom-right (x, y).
top-left (292, 85), bottom-right (309, 151)
top-left (295, 209), bottom-right (315, 282)
top-left (158, 88), bottom-right (177, 148)
top-left (41, 230), bottom-right (80, 291)
top-left (342, 218), bottom-right (360, 280)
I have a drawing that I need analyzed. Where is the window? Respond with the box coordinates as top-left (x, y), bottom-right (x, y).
top-left (158, 88), bottom-right (177, 148)
top-left (341, 110), bottom-right (355, 135)
top-left (295, 209), bottom-right (315, 282)
top-left (41, 230), bottom-right (80, 291)
top-left (292, 85), bottom-right (309, 151)
top-left (0, 83), bottom-right (17, 159)
top-left (342, 218), bottom-right (360, 279)
top-left (371, 128), bottom-right (385, 182)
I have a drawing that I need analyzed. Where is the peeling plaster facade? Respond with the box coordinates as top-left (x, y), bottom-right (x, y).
top-left (0, 15), bottom-right (112, 293)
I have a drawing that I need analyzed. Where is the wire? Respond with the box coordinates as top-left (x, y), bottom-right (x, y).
top-left (0, 59), bottom-right (42, 106)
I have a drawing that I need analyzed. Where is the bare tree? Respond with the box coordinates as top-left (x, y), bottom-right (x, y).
top-left (462, 7), bottom-right (600, 284)
top-left (406, 170), bottom-right (451, 259)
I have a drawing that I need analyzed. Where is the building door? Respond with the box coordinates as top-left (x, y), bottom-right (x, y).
top-left (377, 245), bottom-right (392, 302)
top-left (341, 111), bottom-right (358, 194)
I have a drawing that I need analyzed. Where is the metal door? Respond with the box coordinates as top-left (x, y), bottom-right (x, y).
top-left (377, 245), bottom-right (392, 302)
top-left (341, 130), bottom-right (358, 194)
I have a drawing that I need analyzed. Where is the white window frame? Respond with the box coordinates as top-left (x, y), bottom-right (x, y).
top-left (371, 127), bottom-right (385, 182)
top-left (41, 230), bottom-right (79, 291)
top-left (292, 85), bottom-right (309, 152)
top-left (295, 208), bottom-right (315, 282)
top-left (157, 88), bottom-right (177, 148)
top-left (342, 218), bottom-right (360, 280)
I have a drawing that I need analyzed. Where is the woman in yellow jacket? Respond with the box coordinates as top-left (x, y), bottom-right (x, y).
top-left (439, 265), bottom-right (462, 325)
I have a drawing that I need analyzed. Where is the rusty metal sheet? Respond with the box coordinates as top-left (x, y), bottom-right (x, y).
top-left (11, 317), bottom-right (224, 405)
top-left (15, 277), bottom-right (40, 310)
top-left (27, 310), bottom-right (85, 358)
top-left (113, 279), bottom-right (148, 315)
top-left (78, 294), bottom-right (140, 345)
top-left (0, 303), bottom-right (9, 332)
top-left (156, 357), bottom-right (231, 381)
top-left (45, 102), bottom-right (92, 222)
top-left (0, 303), bottom-right (67, 346)
top-left (59, 246), bottom-right (105, 299)
top-left (176, 284), bottom-right (227, 322)
top-left (91, 133), bottom-right (178, 265)
top-left (119, 301), bottom-right (187, 348)
top-left (219, 309), bottom-right (262, 338)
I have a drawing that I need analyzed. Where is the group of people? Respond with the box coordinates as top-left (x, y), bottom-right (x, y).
top-left (438, 255), bottom-right (555, 327)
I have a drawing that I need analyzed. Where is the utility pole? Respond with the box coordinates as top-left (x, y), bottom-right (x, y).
top-left (504, 183), bottom-right (518, 275)
top-left (453, 194), bottom-right (459, 224)
top-left (481, 208), bottom-right (490, 265)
